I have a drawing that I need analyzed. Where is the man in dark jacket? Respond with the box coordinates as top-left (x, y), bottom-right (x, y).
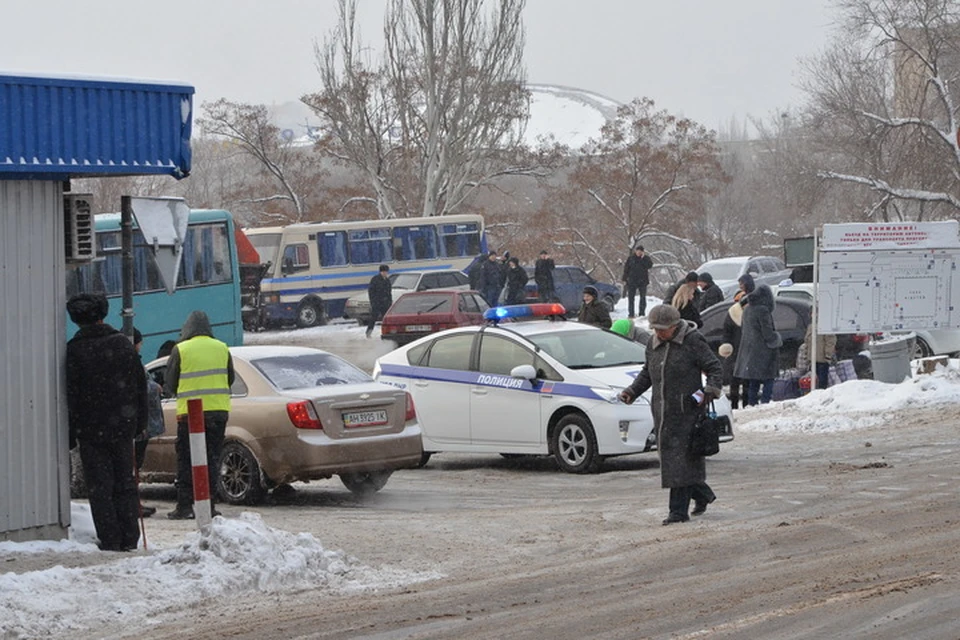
top-left (165, 311), bottom-right (235, 519)
top-left (366, 264), bottom-right (393, 337)
top-left (503, 256), bottom-right (528, 305)
top-left (696, 272), bottom-right (724, 311)
top-left (66, 293), bottom-right (147, 551)
top-left (619, 304), bottom-right (723, 525)
top-left (481, 251), bottom-right (504, 306)
top-left (621, 245), bottom-right (654, 318)
top-left (733, 283), bottom-right (782, 405)
top-left (534, 250), bottom-right (556, 302)
top-left (577, 285), bottom-right (612, 329)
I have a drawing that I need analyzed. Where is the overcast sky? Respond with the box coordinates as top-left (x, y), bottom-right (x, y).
top-left (2, 0), bottom-right (835, 132)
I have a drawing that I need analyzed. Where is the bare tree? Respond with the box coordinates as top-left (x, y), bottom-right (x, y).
top-left (539, 98), bottom-right (726, 285)
top-left (197, 99), bottom-right (327, 224)
top-left (304, 0), bottom-right (537, 219)
top-left (801, 0), bottom-right (960, 220)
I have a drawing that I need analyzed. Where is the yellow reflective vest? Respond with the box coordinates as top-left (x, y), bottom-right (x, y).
top-left (175, 336), bottom-right (231, 415)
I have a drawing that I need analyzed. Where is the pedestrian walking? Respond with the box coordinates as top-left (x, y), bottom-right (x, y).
top-left (503, 256), bottom-right (528, 305)
top-left (366, 264), bottom-right (393, 337)
top-left (621, 245), bottom-right (654, 318)
top-left (165, 311), bottom-right (235, 520)
top-left (577, 285), bottom-right (612, 329)
top-left (534, 250), bottom-right (557, 303)
top-left (733, 283), bottom-right (782, 405)
top-left (66, 293), bottom-right (147, 551)
top-left (664, 271), bottom-right (703, 328)
top-left (696, 272), bottom-right (724, 311)
top-left (618, 304), bottom-right (723, 525)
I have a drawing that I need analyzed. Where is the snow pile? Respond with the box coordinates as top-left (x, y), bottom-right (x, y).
top-left (0, 511), bottom-right (441, 638)
top-left (736, 363), bottom-right (960, 434)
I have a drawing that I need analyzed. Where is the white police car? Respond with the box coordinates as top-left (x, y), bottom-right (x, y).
top-left (375, 303), bottom-right (730, 473)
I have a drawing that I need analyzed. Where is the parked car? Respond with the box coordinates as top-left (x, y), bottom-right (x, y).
top-left (374, 305), bottom-right (733, 473)
top-left (700, 296), bottom-right (868, 373)
top-left (523, 265), bottom-right (620, 315)
top-left (141, 346), bottom-right (422, 504)
top-left (773, 281), bottom-right (960, 359)
top-left (696, 256), bottom-right (793, 300)
top-left (344, 269), bottom-right (471, 325)
top-left (380, 289), bottom-right (490, 346)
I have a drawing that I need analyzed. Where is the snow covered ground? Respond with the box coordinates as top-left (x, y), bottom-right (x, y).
top-left (4, 295), bottom-right (958, 638)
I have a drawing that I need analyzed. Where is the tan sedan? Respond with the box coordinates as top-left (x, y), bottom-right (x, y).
top-left (142, 345), bottom-right (422, 504)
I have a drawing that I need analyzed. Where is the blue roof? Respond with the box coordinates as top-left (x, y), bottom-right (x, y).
top-left (0, 72), bottom-right (194, 179)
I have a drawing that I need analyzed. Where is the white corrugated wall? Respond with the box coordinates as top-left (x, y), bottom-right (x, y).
top-left (0, 180), bottom-right (69, 541)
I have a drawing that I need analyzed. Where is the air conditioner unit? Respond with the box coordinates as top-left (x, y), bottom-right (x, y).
top-left (64, 193), bottom-right (95, 262)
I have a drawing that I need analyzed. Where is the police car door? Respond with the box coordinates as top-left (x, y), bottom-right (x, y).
top-left (470, 333), bottom-right (542, 449)
top-left (410, 333), bottom-right (475, 446)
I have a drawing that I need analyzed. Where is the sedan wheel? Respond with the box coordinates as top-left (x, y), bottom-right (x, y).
top-left (219, 442), bottom-right (268, 505)
top-left (913, 336), bottom-right (933, 359)
top-left (552, 414), bottom-right (600, 473)
top-left (340, 470), bottom-right (393, 495)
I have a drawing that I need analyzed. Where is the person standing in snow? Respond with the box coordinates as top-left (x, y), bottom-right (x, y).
top-left (66, 293), bottom-right (146, 551)
top-left (621, 245), bottom-right (654, 318)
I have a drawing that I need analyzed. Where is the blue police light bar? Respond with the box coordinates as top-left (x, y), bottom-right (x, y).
top-left (483, 303), bottom-right (567, 323)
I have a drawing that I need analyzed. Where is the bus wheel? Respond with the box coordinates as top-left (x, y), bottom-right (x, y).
top-left (296, 299), bottom-right (327, 328)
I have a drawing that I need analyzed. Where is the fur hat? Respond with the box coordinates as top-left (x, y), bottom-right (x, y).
top-left (67, 293), bottom-right (109, 325)
top-left (647, 304), bottom-right (681, 330)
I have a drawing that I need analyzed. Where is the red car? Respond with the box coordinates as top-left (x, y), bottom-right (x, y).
top-left (380, 289), bottom-right (490, 345)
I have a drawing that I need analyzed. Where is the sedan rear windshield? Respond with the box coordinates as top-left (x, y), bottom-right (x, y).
top-left (390, 273), bottom-right (421, 289)
top-left (391, 294), bottom-right (452, 314)
top-left (251, 354), bottom-right (372, 389)
top-left (527, 330), bottom-right (646, 369)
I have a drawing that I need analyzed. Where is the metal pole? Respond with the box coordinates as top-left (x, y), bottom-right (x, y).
top-left (120, 196), bottom-right (135, 340)
top-left (811, 228), bottom-right (820, 390)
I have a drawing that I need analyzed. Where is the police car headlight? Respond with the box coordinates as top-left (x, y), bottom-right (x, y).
top-left (591, 387), bottom-right (621, 404)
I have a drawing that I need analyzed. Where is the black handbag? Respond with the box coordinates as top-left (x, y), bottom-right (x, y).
top-left (690, 401), bottom-right (726, 457)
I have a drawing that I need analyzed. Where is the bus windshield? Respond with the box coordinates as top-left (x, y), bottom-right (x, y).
top-left (247, 232), bottom-right (281, 267)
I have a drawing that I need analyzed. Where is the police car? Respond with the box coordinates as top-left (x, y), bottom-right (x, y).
top-left (374, 303), bottom-right (722, 473)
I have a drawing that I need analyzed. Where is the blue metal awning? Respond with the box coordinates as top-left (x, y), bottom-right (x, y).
top-left (0, 72), bottom-right (194, 179)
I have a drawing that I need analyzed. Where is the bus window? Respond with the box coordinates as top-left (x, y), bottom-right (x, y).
top-left (348, 228), bottom-right (391, 264)
top-left (394, 225), bottom-right (438, 261)
top-left (439, 222), bottom-right (481, 258)
top-left (247, 232), bottom-right (281, 267)
top-left (281, 244), bottom-right (311, 274)
top-left (180, 224), bottom-right (232, 285)
top-left (317, 231), bottom-right (348, 267)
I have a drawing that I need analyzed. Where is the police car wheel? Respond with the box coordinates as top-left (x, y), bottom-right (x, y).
top-left (219, 442), bottom-right (268, 505)
top-left (552, 414), bottom-right (600, 474)
top-left (341, 470), bottom-right (393, 495)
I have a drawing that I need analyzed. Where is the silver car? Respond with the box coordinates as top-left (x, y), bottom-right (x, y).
top-left (696, 255), bottom-right (793, 300)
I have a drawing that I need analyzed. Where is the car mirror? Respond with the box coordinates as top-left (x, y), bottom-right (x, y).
top-left (510, 364), bottom-right (538, 380)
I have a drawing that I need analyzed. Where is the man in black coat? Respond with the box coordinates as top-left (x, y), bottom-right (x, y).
top-left (534, 250), bottom-right (556, 302)
top-left (366, 264), bottom-right (393, 337)
top-left (503, 256), bottom-right (528, 305)
top-left (621, 245), bottom-right (654, 318)
top-left (66, 293), bottom-right (147, 551)
top-left (481, 251), bottom-right (504, 306)
top-left (696, 272), bottom-right (725, 311)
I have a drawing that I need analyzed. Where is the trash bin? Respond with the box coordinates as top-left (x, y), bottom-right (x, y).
top-left (868, 332), bottom-right (915, 384)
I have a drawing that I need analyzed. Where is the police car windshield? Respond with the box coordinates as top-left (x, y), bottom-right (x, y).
top-left (527, 329), bottom-right (645, 369)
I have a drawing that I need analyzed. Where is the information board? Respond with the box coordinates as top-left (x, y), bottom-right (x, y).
top-left (817, 221), bottom-right (960, 333)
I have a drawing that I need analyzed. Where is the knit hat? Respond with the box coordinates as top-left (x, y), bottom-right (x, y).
top-left (583, 285), bottom-right (599, 299)
top-left (67, 293), bottom-right (109, 325)
top-left (611, 318), bottom-right (632, 337)
top-left (647, 304), bottom-right (681, 330)
top-left (698, 272), bottom-right (714, 285)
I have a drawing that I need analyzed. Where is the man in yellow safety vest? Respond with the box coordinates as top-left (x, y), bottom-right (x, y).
top-left (163, 310), bottom-right (235, 520)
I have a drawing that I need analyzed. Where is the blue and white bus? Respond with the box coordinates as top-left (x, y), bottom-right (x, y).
top-left (65, 209), bottom-right (244, 359)
top-left (245, 214), bottom-right (487, 328)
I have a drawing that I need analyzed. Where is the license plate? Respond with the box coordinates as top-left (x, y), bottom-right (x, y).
top-left (405, 324), bottom-right (432, 332)
top-left (342, 410), bottom-right (388, 428)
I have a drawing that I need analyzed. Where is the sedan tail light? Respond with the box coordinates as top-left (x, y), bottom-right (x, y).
top-left (287, 400), bottom-right (323, 430)
top-left (404, 392), bottom-right (417, 422)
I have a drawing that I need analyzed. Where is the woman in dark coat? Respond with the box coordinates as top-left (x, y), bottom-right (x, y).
top-left (619, 304), bottom-right (724, 525)
top-left (732, 283), bottom-right (782, 405)
top-left (503, 257), bottom-right (528, 305)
